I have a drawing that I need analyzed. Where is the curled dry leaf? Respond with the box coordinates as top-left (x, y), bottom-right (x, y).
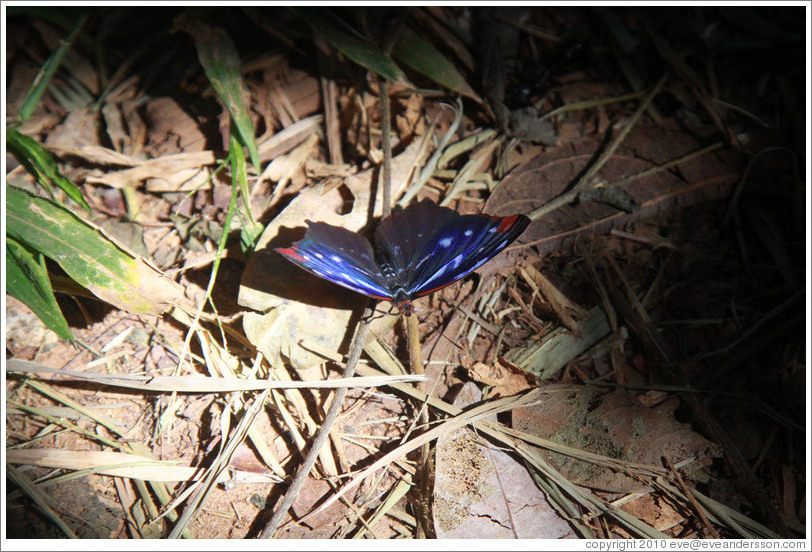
top-left (85, 151), bottom-right (216, 189)
top-left (467, 358), bottom-right (537, 398)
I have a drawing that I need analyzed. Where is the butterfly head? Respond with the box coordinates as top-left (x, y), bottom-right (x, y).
top-left (392, 289), bottom-right (416, 316)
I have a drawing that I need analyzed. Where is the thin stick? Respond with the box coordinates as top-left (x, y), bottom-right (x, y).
top-left (405, 311), bottom-right (431, 536)
top-left (378, 9), bottom-right (407, 218)
top-left (260, 306), bottom-right (373, 538)
top-left (381, 77), bottom-right (392, 219)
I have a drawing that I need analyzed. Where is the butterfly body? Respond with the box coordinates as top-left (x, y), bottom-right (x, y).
top-left (276, 199), bottom-right (530, 313)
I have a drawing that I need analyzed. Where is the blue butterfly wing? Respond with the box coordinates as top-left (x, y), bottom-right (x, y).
top-left (407, 213), bottom-right (530, 298)
top-left (374, 199), bottom-right (530, 299)
top-left (372, 200), bottom-right (453, 291)
top-left (276, 221), bottom-right (392, 300)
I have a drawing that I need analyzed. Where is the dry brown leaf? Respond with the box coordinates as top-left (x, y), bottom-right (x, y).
top-left (467, 358), bottom-right (536, 398)
top-left (619, 492), bottom-right (687, 532)
top-left (485, 120), bottom-right (742, 259)
top-left (85, 151), bottom-right (216, 189)
top-left (512, 384), bottom-right (722, 493)
top-left (144, 97), bottom-right (208, 156)
top-left (44, 108), bottom-right (101, 149)
top-left (434, 383), bottom-right (575, 539)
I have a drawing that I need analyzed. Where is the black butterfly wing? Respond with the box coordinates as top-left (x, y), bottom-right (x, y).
top-left (276, 221), bottom-right (392, 300)
top-left (374, 199), bottom-right (530, 299)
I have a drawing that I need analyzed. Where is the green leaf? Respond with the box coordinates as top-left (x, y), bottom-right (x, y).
top-left (391, 27), bottom-right (480, 101)
top-left (6, 126), bottom-right (92, 213)
top-left (175, 14), bottom-right (261, 172)
top-left (228, 132), bottom-right (254, 224)
top-left (228, 134), bottom-right (262, 252)
top-left (6, 238), bottom-right (73, 341)
top-left (294, 8), bottom-right (408, 84)
top-left (18, 12), bottom-right (88, 122)
top-left (6, 186), bottom-right (183, 316)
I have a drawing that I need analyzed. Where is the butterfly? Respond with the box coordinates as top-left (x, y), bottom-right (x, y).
top-left (275, 199), bottom-right (531, 314)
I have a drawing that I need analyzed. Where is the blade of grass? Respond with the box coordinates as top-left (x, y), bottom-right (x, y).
top-left (294, 8), bottom-right (408, 84)
top-left (391, 26), bottom-right (479, 100)
top-left (6, 127), bottom-right (91, 213)
top-left (6, 238), bottom-right (73, 340)
top-left (229, 133), bottom-right (260, 243)
top-left (175, 14), bottom-right (261, 173)
top-left (18, 12), bottom-right (88, 122)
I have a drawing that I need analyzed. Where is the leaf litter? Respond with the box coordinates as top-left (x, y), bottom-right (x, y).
top-left (4, 6), bottom-right (805, 540)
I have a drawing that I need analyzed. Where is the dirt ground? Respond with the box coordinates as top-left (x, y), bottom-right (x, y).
top-left (4, 6), bottom-right (807, 541)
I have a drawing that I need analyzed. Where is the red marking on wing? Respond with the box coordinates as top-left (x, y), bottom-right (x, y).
top-left (275, 246), bottom-right (305, 262)
top-left (496, 214), bottom-right (522, 232)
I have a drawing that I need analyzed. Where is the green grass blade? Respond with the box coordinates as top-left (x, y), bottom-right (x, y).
top-left (6, 126), bottom-right (91, 213)
top-left (294, 8), bottom-right (408, 84)
top-left (228, 134), bottom-right (262, 250)
top-left (18, 12), bottom-right (88, 122)
top-left (392, 27), bottom-right (479, 100)
top-left (6, 186), bottom-right (183, 315)
top-left (6, 238), bottom-right (73, 341)
top-left (175, 14), bottom-right (261, 172)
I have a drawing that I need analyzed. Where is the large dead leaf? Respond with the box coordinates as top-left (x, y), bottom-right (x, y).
top-left (486, 120), bottom-right (743, 257)
top-left (512, 384), bottom-right (722, 493)
top-left (238, 139), bottom-right (431, 371)
top-left (434, 383), bottom-right (575, 539)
